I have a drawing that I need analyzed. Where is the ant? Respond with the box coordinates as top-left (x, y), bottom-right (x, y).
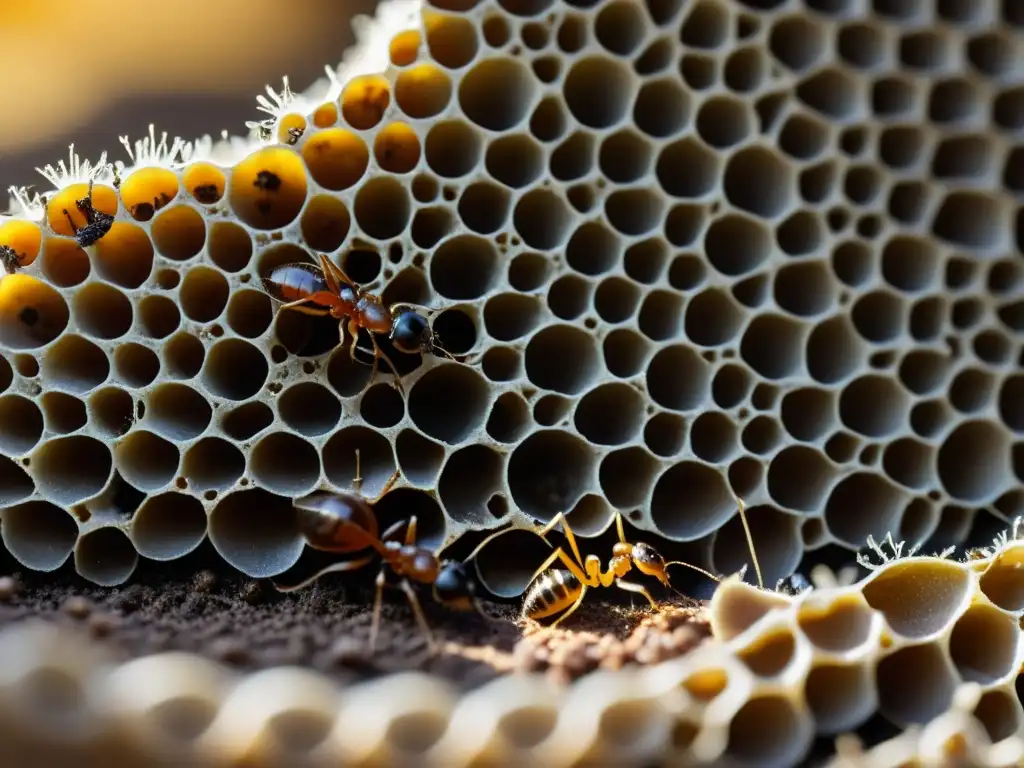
top-left (261, 251), bottom-right (456, 394)
top-left (275, 450), bottom-right (507, 653)
top-left (521, 495), bottom-right (763, 627)
top-left (62, 180), bottom-right (114, 247)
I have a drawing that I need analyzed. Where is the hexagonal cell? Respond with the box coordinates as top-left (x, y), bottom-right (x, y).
top-left (33, 434), bottom-right (112, 506)
top-left (116, 430), bottom-right (180, 492)
top-left (182, 437), bottom-right (245, 492)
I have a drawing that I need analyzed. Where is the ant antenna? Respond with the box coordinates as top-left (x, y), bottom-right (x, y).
top-left (664, 560), bottom-right (722, 584)
top-left (460, 523), bottom-right (518, 564)
top-left (734, 494), bottom-right (763, 589)
top-left (352, 448), bottom-right (363, 494)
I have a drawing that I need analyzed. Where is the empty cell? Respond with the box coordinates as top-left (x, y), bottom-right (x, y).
top-left (0, 395), bottom-right (41, 456)
top-left (75, 527), bottom-right (137, 585)
top-left (40, 391), bottom-right (86, 435)
top-left (967, 31), bottom-right (1018, 78)
top-left (837, 21), bottom-right (887, 70)
top-left (565, 222), bottom-right (620, 276)
top-left (900, 30), bottom-right (950, 71)
top-left (888, 182), bottom-right (934, 228)
top-left (929, 78), bottom-right (982, 125)
top-left (429, 235), bottom-right (500, 301)
top-left (394, 63), bottom-right (452, 119)
top-left (938, 420), bottom-right (1012, 502)
top-left (932, 135), bottom-right (995, 181)
top-left (604, 189), bottom-right (663, 237)
top-left (804, 663), bottom-right (877, 735)
top-left (40, 238), bottom-right (89, 287)
top-left (909, 296), bottom-right (946, 341)
top-left (599, 447), bottom-right (660, 508)
top-left (302, 129), bottom-right (368, 191)
top-left (508, 252), bottom-right (550, 293)
top-left (549, 132), bottom-right (593, 182)
top-left (460, 59), bottom-right (535, 131)
top-left (690, 412), bottom-right (738, 463)
top-left (879, 125), bottom-right (929, 171)
top-left (0, 455), bottom-right (31, 506)
top-left (410, 208), bottom-right (454, 250)
top-left (776, 211), bottom-right (824, 258)
top-left (508, 430), bottom-right (595, 520)
top-left (621, 241), bottom-right (667, 287)
top-left (635, 289), bottom-right (682, 341)
top-left (182, 437), bottom-right (245, 491)
top-left (799, 161), bottom-right (839, 205)
top-left (798, 592), bottom-right (875, 654)
top-left (548, 274), bottom-right (591, 321)
top-left (933, 191), bottom-right (1008, 252)
top-left (880, 235), bottom-right (940, 293)
top-left (665, 204), bottom-right (707, 247)
top-left (767, 445), bottom-right (836, 513)
top-left (973, 329), bottom-right (1011, 366)
top-left (603, 328), bottom-right (651, 378)
top-left (220, 402), bottom-right (273, 443)
top-left (564, 56), bottom-right (635, 128)
top-left (73, 283), bottom-right (133, 341)
top-left (481, 294), bottom-right (541, 341)
top-left (137, 295), bottom-right (181, 340)
top-left (974, 688), bottom-right (1023, 744)
top-left (843, 165), bottom-right (883, 206)
top-left (525, 325), bottom-right (600, 395)
top-left (740, 314), bottom-right (805, 380)
top-left (354, 178), bottom-right (411, 240)
top-left (712, 364), bottom-right (752, 409)
top-left (724, 147), bottom-right (793, 219)
top-left (486, 134), bottom-right (544, 189)
top-left (797, 68), bottom-right (861, 120)
top-left (514, 189), bottom-right (573, 248)
top-left (0, 273), bottom-right (69, 350)
top-left (531, 97), bottom-right (569, 144)
top-left (1001, 375), bottom-right (1024, 432)
top-left (147, 383), bottom-right (212, 441)
top-left (910, 399), bottom-right (952, 439)
top-left (206, 224), bottom-right (249, 278)
top-left (994, 86), bottom-right (1024, 131)
top-left (425, 121), bottom-right (481, 179)
top-left (33, 434), bottom-right (112, 507)
top-left (682, 289), bottom-right (743, 348)
top-left (250, 432), bottom-right (321, 496)
top-left (202, 339), bottom-right (268, 401)
top-left (644, 412), bottom-right (685, 457)
top-left (724, 46), bottom-right (766, 93)
top-left (777, 112), bottom-right (831, 161)
top-left (486, 391), bottom-right (530, 444)
top-left (733, 274), bottom-right (770, 309)
top-left (651, 460), bottom-right (735, 540)
top-left (276, 382), bottom-right (341, 438)
top-left (131, 492), bottom-right (208, 561)
top-left (408, 363), bottom-right (491, 444)
top-left (41, 334), bottom-right (109, 394)
top-left (669, 253), bottom-right (706, 291)
top-left (210, 489), bottom-right (303, 577)
top-left (769, 15), bottom-right (825, 72)
top-left (704, 214), bottom-right (770, 277)
top-left (656, 139), bottom-right (719, 198)
top-left (950, 368), bottom-right (996, 413)
top-left (575, 383), bottom-right (645, 446)
top-left (634, 36), bottom-right (675, 76)
top-left (458, 182), bottom-right (511, 235)
top-left (116, 430), bottom-right (180, 491)
top-left (595, 0), bottom-right (647, 55)
top-left (425, 12), bottom-right (478, 69)
top-left (598, 130), bottom-right (651, 184)
top-left (839, 375), bottom-right (910, 438)
top-left (882, 437), bottom-right (934, 490)
top-left (774, 262), bottom-right (836, 318)
top-left (876, 643), bottom-right (958, 726)
top-left (780, 387), bottom-right (835, 442)
top-left (178, 266), bottom-right (228, 324)
top-left (826, 472), bottom-right (908, 547)
top-left (594, 277), bottom-right (641, 324)
top-left (852, 291), bottom-right (905, 343)
top-left (634, 78), bottom-right (691, 138)
top-left (438, 444), bottom-right (504, 526)
top-left (161, 333), bottom-right (204, 381)
top-left (725, 696), bottom-right (810, 768)
top-left (1, 500), bottom-right (78, 571)
top-left (680, 0), bottom-right (728, 49)
top-left (533, 392), bottom-right (570, 425)
top-left (357, 384), bottom-right (403, 430)
top-left (93, 223), bottom-right (155, 288)
top-left (149, 205), bottom-right (206, 262)
top-left (696, 96), bottom-right (752, 149)
top-left (647, 344), bottom-right (711, 411)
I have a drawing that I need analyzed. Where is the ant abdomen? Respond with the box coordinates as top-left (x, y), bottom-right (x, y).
top-left (294, 492), bottom-right (379, 553)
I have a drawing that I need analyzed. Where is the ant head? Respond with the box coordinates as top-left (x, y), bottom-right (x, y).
top-left (432, 560), bottom-right (477, 610)
top-left (631, 542), bottom-right (671, 586)
top-left (391, 310), bottom-right (433, 355)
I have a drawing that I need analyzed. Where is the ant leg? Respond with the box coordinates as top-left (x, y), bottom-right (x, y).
top-left (525, 545), bottom-right (593, 591)
top-left (370, 334), bottom-right (405, 397)
top-left (274, 296), bottom-right (333, 317)
top-left (615, 578), bottom-right (660, 611)
top-left (460, 523), bottom-right (519, 563)
top-left (549, 585), bottom-right (588, 629)
top-left (400, 579), bottom-right (437, 652)
top-left (734, 494), bottom-right (764, 590)
top-left (365, 468), bottom-right (401, 506)
top-left (403, 516), bottom-right (419, 546)
top-left (380, 518), bottom-right (409, 542)
top-left (389, 302), bottom-right (440, 316)
top-left (317, 252), bottom-right (358, 294)
top-left (273, 553), bottom-right (377, 592)
top-left (63, 209), bottom-right (79, 234)
top-left (533, 513), bottom-right (586, 575)
top-left (369, 566), bottom-right (388, 653)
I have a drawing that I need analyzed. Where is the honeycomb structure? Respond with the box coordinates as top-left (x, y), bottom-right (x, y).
top-left (0, 0), bottom-right (1022, 596)
top-left (0, 527), bottom-right (1021, 767)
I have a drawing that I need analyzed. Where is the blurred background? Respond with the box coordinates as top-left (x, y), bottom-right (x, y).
top-left (0, 0), bottom-right (375, 187)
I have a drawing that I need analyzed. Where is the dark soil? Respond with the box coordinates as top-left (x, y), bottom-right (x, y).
top-left (0, 541), bottom-right (711, 691)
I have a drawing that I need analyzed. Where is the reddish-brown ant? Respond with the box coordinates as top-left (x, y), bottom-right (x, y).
top-left (62, 180), bottom-right (114, 247)
top-left (261, 251), bottom-right (456, 393)
top-left (276, 450), bottom-right (507, 652)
